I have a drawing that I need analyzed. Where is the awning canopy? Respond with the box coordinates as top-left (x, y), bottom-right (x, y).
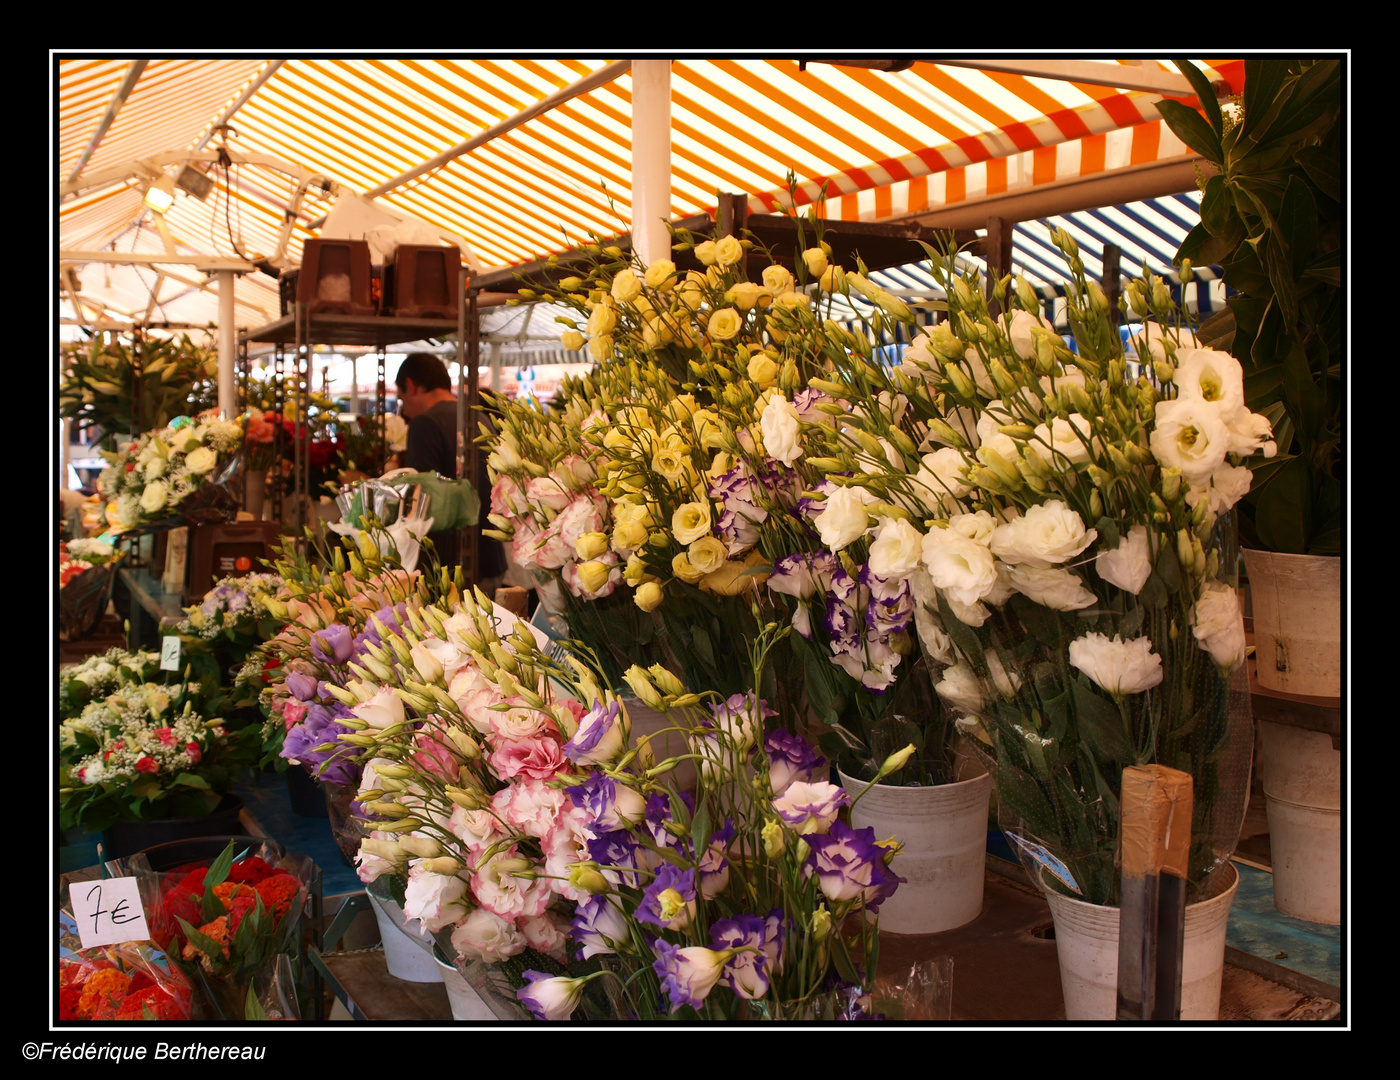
top-left (57, 56), bottom-right (1242, 338)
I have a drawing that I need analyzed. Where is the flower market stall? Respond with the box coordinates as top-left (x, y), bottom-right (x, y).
top-left (54, 55), bottom-right (1345, 1029)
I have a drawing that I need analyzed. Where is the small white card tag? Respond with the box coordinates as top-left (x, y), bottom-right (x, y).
top-left (491, 600), bottom-right (551, 652)
top-left (72, 876), bottom-right (150, 949)
top-left (159, 635), bottom-right (181, 671)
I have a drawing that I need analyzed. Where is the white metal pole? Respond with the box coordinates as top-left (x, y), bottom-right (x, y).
top-left (630, 60), bottom-right (672, 268)
top-left (489, 341), bottom-right (502, 394)
top-left (217, 270), bottom-right (236, 417)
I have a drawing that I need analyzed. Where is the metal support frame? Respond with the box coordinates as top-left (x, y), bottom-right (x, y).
top-left (716, 192), bottom-right (749, 280)
top-left (377, 347), bottom-right (387, 467)
top-left (985, 216), bottom-right (1015, 319)
top-left (1102, 244), bottom-right (1122, 330)
top-left (461, 271), bottom-right (480, 587)
top-left (272, 346), bottom-right (286, 523)
top-left (293, 302), bottom-right (311, 537)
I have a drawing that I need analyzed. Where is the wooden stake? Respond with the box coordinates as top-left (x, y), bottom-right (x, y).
top-left (1117, 764), bottom-right (1193, 1021)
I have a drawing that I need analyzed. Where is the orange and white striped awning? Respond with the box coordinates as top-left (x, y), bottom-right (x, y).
top-left (57, 56), bottom-right (1242, 331)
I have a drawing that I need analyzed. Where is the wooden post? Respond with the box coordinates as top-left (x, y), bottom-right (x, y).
top-left (1117, 764), bottom-right (1194, 1021)
top-left (716, 192), bottom-right (749, 279)
top-left (985, 216), bottom-right (1015, 319)
top-left (1102, 243), bottom-right (1122, 330)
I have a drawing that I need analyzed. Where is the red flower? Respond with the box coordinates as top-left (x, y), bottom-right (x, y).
top-left (125, 462), bottom-right (136, 472)
top-left (185, 742), bottom-right (202, 764)
top-left (254, 874), bottom-right (302, 922)
top-left (135, 756), bottom-right (159, 774)
top-left (58, 984), bottom-right (82, 1021)
top-left (154, 727), bottom-right (176, 746)
top-left (226, 856), bottom-right (277, 886)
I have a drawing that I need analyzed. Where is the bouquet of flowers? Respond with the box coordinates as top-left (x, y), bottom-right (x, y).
top-left (332, 411), bottom-right (407, 484)
top-left (59, 667), bottom-right (260, 834)
top-left (60, 647), bottom-right (162, 719)
top-left (96, 410), bottom-right (245, 532)
top-left (58, 538), bottom-right (124, 641)
top-left (171, 572), bottom-right (288, 724)
top-left (492, 205), bottom-right (947, 782)
top-left (58, 332), bottom-right (218, 441)
top-left (126, 839), bottom-right (310, 1020)
top-left (797, 230), bottom-right (1269, 904)
top-left (242, 407), bottom-right (279, 471)
top-left (58, 911), bottom-right (194, 1021)
top-left (323, 584), bottom-right (904, 1020)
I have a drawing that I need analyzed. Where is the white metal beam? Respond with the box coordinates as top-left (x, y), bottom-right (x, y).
top-left (59, 251), bottom-right (255, 271)
top-left (190, 60), bottom-right (284, 152)
top-left (935, 59), bottom-right (1198, 98)
top-left (631, 60), bottom-right (672, 267)
top-left (65, 60), bottom-right (148, 184)
top-left (62, 149), bottom-right (336, 202)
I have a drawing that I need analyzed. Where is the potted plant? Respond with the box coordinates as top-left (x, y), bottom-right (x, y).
top-left (1162, 57), bottom-right (1342, 697)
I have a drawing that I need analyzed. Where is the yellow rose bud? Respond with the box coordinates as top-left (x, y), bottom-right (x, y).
top-left (693, 240), bottom-right (717, 266)
top-left (634, 581), bottom-right (664, 612)
top-left (611, 268), bottom-right (641, 303)
top-left (419, 856), bottom-right (465, 876)
top-left (686, 535), bottom-right (727, 575)
top-left (671, 551), bottom-right (705, 584)
top-left (746, 352), bottom-right (779, 390)
top-left (707, 307), bottom-right (743, 341)
top-left (561, 329), bottom-right (585, 351)
top-left (803, 247), bottom-right (828, 278)
top-left (644, 259), bottom-right (677, 291)
top-left (714, 235), bottom-right (743, 268)
top-left (574, 531), bottom-right (610, 561)
top-left (587, 335), bottom-right (615, 364)
top-left (762, 264), bottom-right (794, 296)
top-left (568, 863), bottom-right (611, 895)
top-left (397, 835), bottom-right (446, 859)
top-left (728, 281), bottom-right (764, 312)
top-left (762, 818), bottom-right (786, 858)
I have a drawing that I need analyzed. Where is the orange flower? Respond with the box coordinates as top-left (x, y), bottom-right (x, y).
top-left (77, 968), bottom-right (131, 1019)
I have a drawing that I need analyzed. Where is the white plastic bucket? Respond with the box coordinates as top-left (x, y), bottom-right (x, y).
top-left (366, 891), bottom-right (444, 983)
top-left (1044, 862), bottom-right (1239, 1020)
top-left (1241, 549), bottom-right (1340, 697)
top-left (434, 947), bottom-right (497, 1020)
top-left (1265, 776), bottom-right (1341, 925)
top-left (838, 768), bottom-right (993, 934)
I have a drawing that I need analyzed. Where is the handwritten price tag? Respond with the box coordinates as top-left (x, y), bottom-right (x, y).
top-left (71, 877), bottom-right (150, 949)
top-left (160, 635), bottom-right (181, 671)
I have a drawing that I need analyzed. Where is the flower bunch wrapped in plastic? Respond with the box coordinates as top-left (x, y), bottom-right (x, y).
top-left (174, 572), bottom-right (285, 645)
top-left (58, 914), bottom-right (193, 1022)
top-left (59, 537), bottom-right (121, 589)
top-left (326, 584), bottom-right (903, 1020)
top-left (803, 231), bottom-right (1271, 904)
top-left (96, 410), bottom-right (245, 531)
top-left (58, 666), bottom-right (259, 834)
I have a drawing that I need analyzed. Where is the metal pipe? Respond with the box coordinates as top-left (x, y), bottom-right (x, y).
top-left (304, 59), bottom-right (631, 225)
top-left (190, 60), bottom-right (284, 151)
top-left (66, 60), bottom-right (148, 184)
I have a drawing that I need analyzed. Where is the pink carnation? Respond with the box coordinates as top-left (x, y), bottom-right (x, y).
top-left (488, 735), bottom-right (566, 782)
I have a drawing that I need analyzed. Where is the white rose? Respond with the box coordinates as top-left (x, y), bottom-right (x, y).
top-left (402, 864), bottom-right (471, 933)
top-left (989, 500), bottom-right (1098, 568)
top-left (975, 403), bottom-right (1019, 462)
top-left (947, 511), bottom-right (997, 546)
top-left (815, 486), bottom-right (875, 551)
top-left (1185, 462), bottom-right (1255, 518)
top-left (139, 480), bottom-right (169, 515)
top-left (1150, 398), bottom-right (1230, 485)
top-left (935, 662), bottom-right (985, 714)
top-left (185, 446), bottom-right (219, 475)
top-left (921, 526), bottom-right (998, 607)
top-left (1068, 633), bottom-right (1163, 699)
top-left (1005, 565), bottom-right (1098, 611)
top-left (1172, 349), bottom-right (1245, 420)
top-left (760, 395), bottom-right (803, 467)
top-left (451, 907), bottom-right (527, 963)
top-left (352, 687), bottom-right (406, 730)
top-left (143, 457), bottom-right (166, 480)
top-left (867, 517), bottom-right (925, 579)
top-left (1191, 580), bottom-right (1245, 671)
top-left (909, 448), bottom-right (973, 512)
top-left (1095, 524), bottom-right (1154, 595)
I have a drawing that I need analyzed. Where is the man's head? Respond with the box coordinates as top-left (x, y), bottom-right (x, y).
top-left (395, 353), bottom-right (453, 419)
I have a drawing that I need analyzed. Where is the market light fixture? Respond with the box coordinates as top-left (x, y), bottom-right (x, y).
top-left (143, 173), bottom-right (176, 214)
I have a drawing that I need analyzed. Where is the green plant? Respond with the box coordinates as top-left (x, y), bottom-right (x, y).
top-left (59, 332), bottom-right (219, 442)
top-left (1160, 57), bottom-right (1341, 555)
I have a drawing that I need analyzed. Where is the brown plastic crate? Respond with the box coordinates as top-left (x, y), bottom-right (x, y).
top-left (297, 239), bottom-right (374, 315)
top-left (390, 244), bottom-right (461, 318)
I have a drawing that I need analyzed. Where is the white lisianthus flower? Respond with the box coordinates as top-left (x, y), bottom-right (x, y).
top-left (1150, 398), bottom-right (1230, 485)
top-left (1068, 633), bottom-right (1163, 699)
top-left (611, 268), bottom-right (642, 303)
top-left (947, 511), bottom-right (998, 546)
top-left (1172, 349), bottom-right (1245, 419)
top-left (1136, 324), bottom-right (1200, 365)
top-left (1007, 309), bottom-right (1058, 360)
top-left (867, 517), bottom-right (925, 579)
top-left (382, 412), bottom-right (408, 452)
top-left (1031, 414), bottom-right (1095, 467)
top-left (1005, 565), bottom-right (1098, 611)
top-left (1191, 580), bottom-right (1246, 671)
top-left (352, 687), bottom-right (406, 730)
top-left (935, 662), bottom-right (985, 714)
top-left (139, 480), bottom-right (169, 515)
top-left (814, 486), bottom-right (876, 551)
top-left (671, 501), bottom-right (711, 546)
top-left (989, 500), bottom-right (1098, 568)
top-left (760, 395), bottom-right (803, 466)
top-left (909, 570), bottom-right (955, 664)
top-left (922, 526), bottom-right (998, 607)
top-left (1224, 410), bottom-right (1277, 458)
top-left (1096, 525), bottom-right (1155, 595)
top-left (1185, 462), bottom-right (1255, 517)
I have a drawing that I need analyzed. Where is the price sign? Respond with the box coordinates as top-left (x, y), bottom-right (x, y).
top-left (160, 635), bottom-right (181, 671)
top-left (71, 877), bottom-right (150, 949)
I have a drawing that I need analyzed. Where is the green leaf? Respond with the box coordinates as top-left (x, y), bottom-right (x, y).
top-left (1238, 57), bottom-right (1294, 146)
top-left (1263, 235), bottom-right (1298, 332)
top-left (1279, 175), bottom-right (1318, 280)
top-left (172, 771), bottom-right (211, 789)
top-left (690, 801), bottom-right (711, 861)
top-left (200, 841), bottom-right (240, 922)
top-left (177, 915), bottom-right (225, 963)
top-left (1249, 298), bottom-right (1287, 370)
top-left (1253, 455), bottom-right (1312, 554)
top-left (1174, 58), bottom-right (1224, 139)
top-left (245, 986), bottom-right (269, 1021)
top-left (1070, 679), bottom-right (1135, 764)
top-left (1198, 175), bottom-right (1233, 238)
top-left (1155, 99), bottom-right (1222, 162)
top-left (1282, 341), bottom-right (1321, 440)
top-left (1153, 540), bottom-right (1184, 597)
top-left (993, 755), bottom-right (1059, 837)
top-left (1296, 146), bottom-right (1341, 203)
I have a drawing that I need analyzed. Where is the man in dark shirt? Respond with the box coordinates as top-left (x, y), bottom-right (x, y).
top-left (394, 352), bottom-right (504, 586)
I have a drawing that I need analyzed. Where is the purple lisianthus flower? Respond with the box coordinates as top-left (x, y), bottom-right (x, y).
top-left (652, 939), bottom-right (729, 1013)
top-left (570, 772), bottom-right (647, 832)
top-left (285, 671), bottom-right (320, 702)
top-left (697, 818), bottom-right (735, 898)
top-left (561, 699), bottom-right (623, 765)
top-left (353, 603), bottom-right (409, 656)
top-left (310, 623), bottom-right (355, 664)
top-left (768, 553), bottom-right (816, 600)
top-left (792, 387), bottom-right (832, 423)
top-left (570, 894), bottom-right (630, 960)
top-left (643, 792), bottom-right (693, 852)
top-left (281, 703), bottom-right (363, 787)
top-left (709, 915), bottom-right (769, 999)
top-left (517, 971), bottom-right (589, 1021)
top-left (859, 564), bottom-right (909, 605)
top-left (764, 729), bottom-right (827, 795)
top-left (772, 780), bottom-right (849, 834)
top-left (705, 692), bottom-right (776, 751)
top-left (804, 820), bottom-right (905, 911)
top-left (226, 589), bottom-right (250, 614)
top-left (635, 865), bottom-right (696, 931)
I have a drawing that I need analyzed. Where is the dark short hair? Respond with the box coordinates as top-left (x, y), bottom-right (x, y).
top-left (395, 352), bottom-right (452, 393)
